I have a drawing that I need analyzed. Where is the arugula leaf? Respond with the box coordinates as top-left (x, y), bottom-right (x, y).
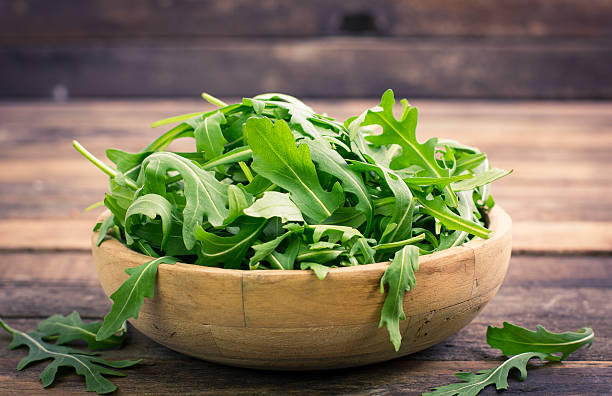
top-left (350, 161), bottom-right (414, 244)
top-left (415, 193), bottom-right (489, 239)
top-left (249, 228), bottom-right (304, 270)
top-left (95, 215), bottom-right (116, 247)
top-left (379, 245), bottom-right (419, 351)
top-left (322, 207), bottom-right (367, 229)
top-left (201, 146), bottom-right (253, 170)
top-left (424, 352), bottom-right (549, 396)
top-left (97, 256), bottom-right (178, 341)
top-left (245, 117), bottom-right (344, 223)
top-left (349, 237), bottom-right (376, 264)
top-left (304, 138), bottom-right (373, 232)
top-left (487, 322), bottom-right (594, 359)
top-left (453, 168), bottom-right (513, 191)
top-left (300, 262), bottom-right (331, 280)
top-left (310, 224), bottom-right (363, 244)
top-left (243, 191), bottom-right (304, 223)
top-left (124, 194), bottom-right (174, 249)
top-left (38, 311), bottom-right (125, 351)
top-left (193, 111), bottom-right (227, 160)
top-left (0, 317), bottom-right (140, 394)
top-left (363, 89), bottom-right (457, 207)
top-left (140, 152), bottom-right (229, 248)
top-left (194, 217), bottom-right (267, 269)
top-left (225, 185), bottom-right (254, 225)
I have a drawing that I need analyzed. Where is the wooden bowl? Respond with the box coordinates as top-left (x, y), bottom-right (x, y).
top-left (92, 205), bottom-right (511, 370)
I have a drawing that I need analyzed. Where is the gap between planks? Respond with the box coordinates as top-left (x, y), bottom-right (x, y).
top-left (0, 218), bottom-right (610, 254)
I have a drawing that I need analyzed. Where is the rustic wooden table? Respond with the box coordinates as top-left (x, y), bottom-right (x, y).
top-left (0, 99), bottom-right (611, 395)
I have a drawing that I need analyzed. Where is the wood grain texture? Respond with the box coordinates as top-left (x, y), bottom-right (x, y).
top-left (1, 37), bottom-right (611, 98)
top-left (1, 0), bottom-right (611, 40)
top-left (0, 352), bottom-right (610, 396)
top-left (88, 206), bottom-right (511, 369)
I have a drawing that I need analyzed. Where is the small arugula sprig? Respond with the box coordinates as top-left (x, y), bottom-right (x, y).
top-left (0, 314), bottom-right (139, 394)
top-left (424, 322), bottom-right (595, 395)
top-left (74, 90), bottom-right (511, 351)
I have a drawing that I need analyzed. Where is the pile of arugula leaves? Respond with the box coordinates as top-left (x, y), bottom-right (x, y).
top-left (73, 89), bottom-right (511, 350)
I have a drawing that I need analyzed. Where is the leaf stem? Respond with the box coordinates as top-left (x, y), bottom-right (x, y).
top-left (238, 161), bottom-right (254, 182)
top-left (0, 317), bottom-right (15, 335)
top-left (73, 140), bottom-right (138, 189)
top-left (201, 92), bottom-right (228, 107)
top-left (373, 233), bottom-right (426, 251)
top-left (85, 201), bottom-right (105, 212)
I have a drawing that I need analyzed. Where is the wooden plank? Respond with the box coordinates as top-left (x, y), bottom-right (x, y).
top-left (1, 0), bottom-right (611, 40)
top-left (0, 345), bottom-right (610, 396)
top-left (513, 222), bottom-right (612, 254)
top-left (1, 38), bottom-right (611, 98)
top-left (0, 219), bottom-right (93, 251)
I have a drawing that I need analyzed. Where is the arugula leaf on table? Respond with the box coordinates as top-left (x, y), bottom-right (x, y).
top-left (424, 352), bottom-right (549, 396)
top-left (0, 317), bottom-right (140, 395)
top-left (96, 256), bottom-right (178, 341)
top-left (245, 117), bottom-right (344, 223)
top-left (38, 311), bottom-right (125, 351)
top-left (379, 245), bottom-right (419, 351)
top-left (487, 322), bottom-right (594, 359)
top-left (243, 191), bottom-right (304, 223)
top-left (425, 322), bottom-right (595, 395)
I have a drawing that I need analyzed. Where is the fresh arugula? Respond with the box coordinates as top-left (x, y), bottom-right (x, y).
top-left (73, 89), bottom-right (511, 351)
top-left (0, 316), bottom-right (139, 394)
top-left (38, 311), bottom-right (126, 351)
top-left (425, 322), bottom-right (595, 395)
top-left (425, 352), bottom-right (549, 396)
top-left (487, 321), bottom-right (594, 359)
top-left (379, 245), bottom-right (419, 351)
top-left (96, 256), bottom-right (178, 341)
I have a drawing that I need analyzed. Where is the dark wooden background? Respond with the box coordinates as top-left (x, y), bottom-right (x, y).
top-left (1, 0), bottom-right (612, 99)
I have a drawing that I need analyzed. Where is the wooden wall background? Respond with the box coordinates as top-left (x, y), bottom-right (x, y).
top-left (1, 0), bottom-right (611, 98)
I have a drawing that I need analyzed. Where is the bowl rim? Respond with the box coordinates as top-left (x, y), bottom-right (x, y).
top-left (93, 205), bottom-right (511, 277)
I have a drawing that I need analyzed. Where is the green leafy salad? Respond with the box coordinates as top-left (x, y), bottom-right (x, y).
top-left (73, 89), bottom-right (511, 350)
top-left (1, 90), bottom-right (596, 396)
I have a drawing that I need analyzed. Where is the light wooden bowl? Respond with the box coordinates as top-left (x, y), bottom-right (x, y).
top-left (92, 205), bottom-right (511, 370)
